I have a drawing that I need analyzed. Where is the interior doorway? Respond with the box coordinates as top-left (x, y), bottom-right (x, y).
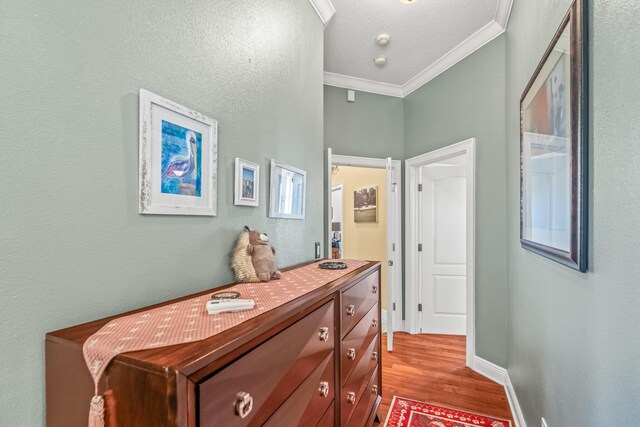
top-left (326, 151), bottom-right (402, 352)
top-left (405, 138), bottom-right (476, 366)
top-left (330, 184), bottom-right (344, 259)
top-left (419, 153), bottom-right (467, 335)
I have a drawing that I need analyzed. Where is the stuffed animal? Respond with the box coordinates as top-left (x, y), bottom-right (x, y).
top-left (247, 229), bottom-right (282, 282)
top-left (231, 226), bottom-right (281, 283)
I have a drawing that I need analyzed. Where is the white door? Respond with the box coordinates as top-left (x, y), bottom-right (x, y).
top-left (419, 155), bottom-right (467, 335)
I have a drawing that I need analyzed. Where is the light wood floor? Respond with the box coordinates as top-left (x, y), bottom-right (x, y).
top-left (375, 332), bottom-right (514, 425)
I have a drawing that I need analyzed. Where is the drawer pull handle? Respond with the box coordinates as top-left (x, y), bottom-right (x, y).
top-left (346, 304), bottom-right (356, 316)
top-left (372, 286), bottom-right (378, 294)
top-left (346, 392), bottom-right (356, 405)
top-left (235, 392), bottom-right (253, 419)
top-left (372, 385), bottom-right (378, 395)
top-left (318, 381), bottom-right (330, 398)
top-left (319, 327), bottom-right (330, 342)
top-left (346, 348), bottom-right (356, 360)
top-left (372, 351), bottom-right (378, 361)
top-left (372, 319), bottom-right (378, 328)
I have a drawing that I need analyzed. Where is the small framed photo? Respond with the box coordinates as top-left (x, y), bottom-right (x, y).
top-left (269, 160), bottom-right (306, 220)
top-left (520, 0), bottom-right (587, 271)
top-left (139, 89), bottom-right (217, 216)
top-left (354, 186), bottom-right (378, 223)
top-left (234, 158), bottom-right (259, 207)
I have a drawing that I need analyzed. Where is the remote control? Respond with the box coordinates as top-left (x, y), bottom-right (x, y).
top-left (206, 298), bottom-right (255, 315)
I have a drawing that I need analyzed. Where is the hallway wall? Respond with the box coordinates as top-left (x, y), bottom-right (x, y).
top-left (403, 36), bottom-right (508, 367)
top-left (505, 0), bottom-right (640, 425)
top-left (324, 85), bottom-right (404, 159)
top-left (0, 1), bottom-right (324, 424)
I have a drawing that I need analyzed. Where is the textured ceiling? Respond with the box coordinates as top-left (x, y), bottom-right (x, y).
top-left (324, 0), bottom-right (500, 87)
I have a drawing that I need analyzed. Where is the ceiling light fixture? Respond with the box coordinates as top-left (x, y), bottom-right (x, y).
top-left (399, 0), bottom-right (417, 3)
top-left (374, 55), bottom-right (387, 66)
top-left (376, 34), bottom-right (390, 46)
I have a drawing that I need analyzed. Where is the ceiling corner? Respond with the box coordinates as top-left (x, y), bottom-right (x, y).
top-left (308, 0), bottom-right (336, 26)
top-left (495, 0), bottom-right (514, 29)
top-left (324, 72), bottom-right (404, 98)
top-left (401, 20), bottom-right (505, 97)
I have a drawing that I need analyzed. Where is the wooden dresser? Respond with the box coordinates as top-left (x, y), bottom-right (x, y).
top-left (46, 261), bottom-right (382, 427)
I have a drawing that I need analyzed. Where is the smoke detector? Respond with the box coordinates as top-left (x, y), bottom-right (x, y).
top-left (376, 34), bottom-right (390, 46)
top-left (374, 55), bottom-right (387, 66)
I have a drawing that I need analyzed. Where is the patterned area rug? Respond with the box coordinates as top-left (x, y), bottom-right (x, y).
top-left (383, 396), bottom-right (512, 427)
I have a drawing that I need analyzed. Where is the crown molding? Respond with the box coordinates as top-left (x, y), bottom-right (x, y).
top-left (402, 20), bottom-right (505, 96)
top-left (323, 72), bottom-right (404, 98)
top-left (323, 0), bottom-right (513, 98)
top-left (495, 0), bottom-right (514, 29)
top-left (308, 0), bottom-right (336, 25)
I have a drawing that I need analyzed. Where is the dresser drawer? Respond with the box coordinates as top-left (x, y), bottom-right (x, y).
top-left (341, 303), bottom-right (379, 384)
top-left (264, 353), bottom-right (334, 427)
top-left (198, 301), bottom-right (335, 427)
top-left (317, 402), bottom-right (335, 427)
top-left (346, 366), bottom-right (379, 427)
top-left (341, 271), bottom-right (379, 337)
top-left (340, 337), bottom-right (379, 426)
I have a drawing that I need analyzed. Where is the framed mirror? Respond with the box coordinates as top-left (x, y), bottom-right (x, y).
top-left (269, 160), bottom-right (306, 220)
top-left (520, 0), bottom-right (587, 272)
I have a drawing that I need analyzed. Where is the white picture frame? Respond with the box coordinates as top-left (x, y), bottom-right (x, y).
top-left (139, 89), bottom-right (218, 216)
top-left (234, 158), bottom-right (260, 207)
top-left (269, 159), bottom-right (306, 220)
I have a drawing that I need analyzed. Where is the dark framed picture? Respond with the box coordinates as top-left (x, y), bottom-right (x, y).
top-left (353, 186), bottom-right (377, 223)
top-left (520, 0), bottom-right (587, 272)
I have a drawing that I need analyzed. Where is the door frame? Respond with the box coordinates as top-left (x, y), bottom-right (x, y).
top-left (326, 152), bottom-right (404, 336)
top-left (405, 138), bottom-right (476, 367)
top-left (330, 183), bottom-right (344, 259)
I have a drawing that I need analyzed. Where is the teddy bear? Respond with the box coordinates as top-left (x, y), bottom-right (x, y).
top-left (231, 226), bottom-right (281, 283)
top-left (247, 229), bottom-right (282, 282)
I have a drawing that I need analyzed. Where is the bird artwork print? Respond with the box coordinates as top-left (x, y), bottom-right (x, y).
top-left (160, 121), bottom-right (202, 197)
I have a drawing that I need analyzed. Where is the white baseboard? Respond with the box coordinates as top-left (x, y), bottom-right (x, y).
top-left (473, 356), bottom-right (507, 385)
top-left (472, 356), bottom-right (527, 427)
top-left (505, 372), bottom-right (527, 427)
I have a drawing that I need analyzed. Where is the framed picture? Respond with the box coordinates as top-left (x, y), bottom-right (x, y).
top-left (269, 160), bottom-right (306, 219)
top-left (354, 186), bottom-right (378, 223)
top-left (139, 89), bottom-right (217, 216)
top-left (520, 0), bottom-right (587, 271)
top-left (234, 158), bottom-right (259, 207)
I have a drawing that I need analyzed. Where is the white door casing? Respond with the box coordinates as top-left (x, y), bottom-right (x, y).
top-left (331, 184), bottom-right (344, 258)
top-left (420, 158), bottom-right (467, 335)
top-left (386, 157), bottom-right (397, 351)
top-left (405, 138), bottom-right (476, 367)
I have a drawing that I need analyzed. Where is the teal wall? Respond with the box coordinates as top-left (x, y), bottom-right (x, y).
top-left (506, 0), bottom-right (640, 425)
top-left (0, 0), bottom-right (324, 425)
top-left (404, 36), bottom-right (508, 367)
top-left (324, 85), bottom-right (404, 159)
